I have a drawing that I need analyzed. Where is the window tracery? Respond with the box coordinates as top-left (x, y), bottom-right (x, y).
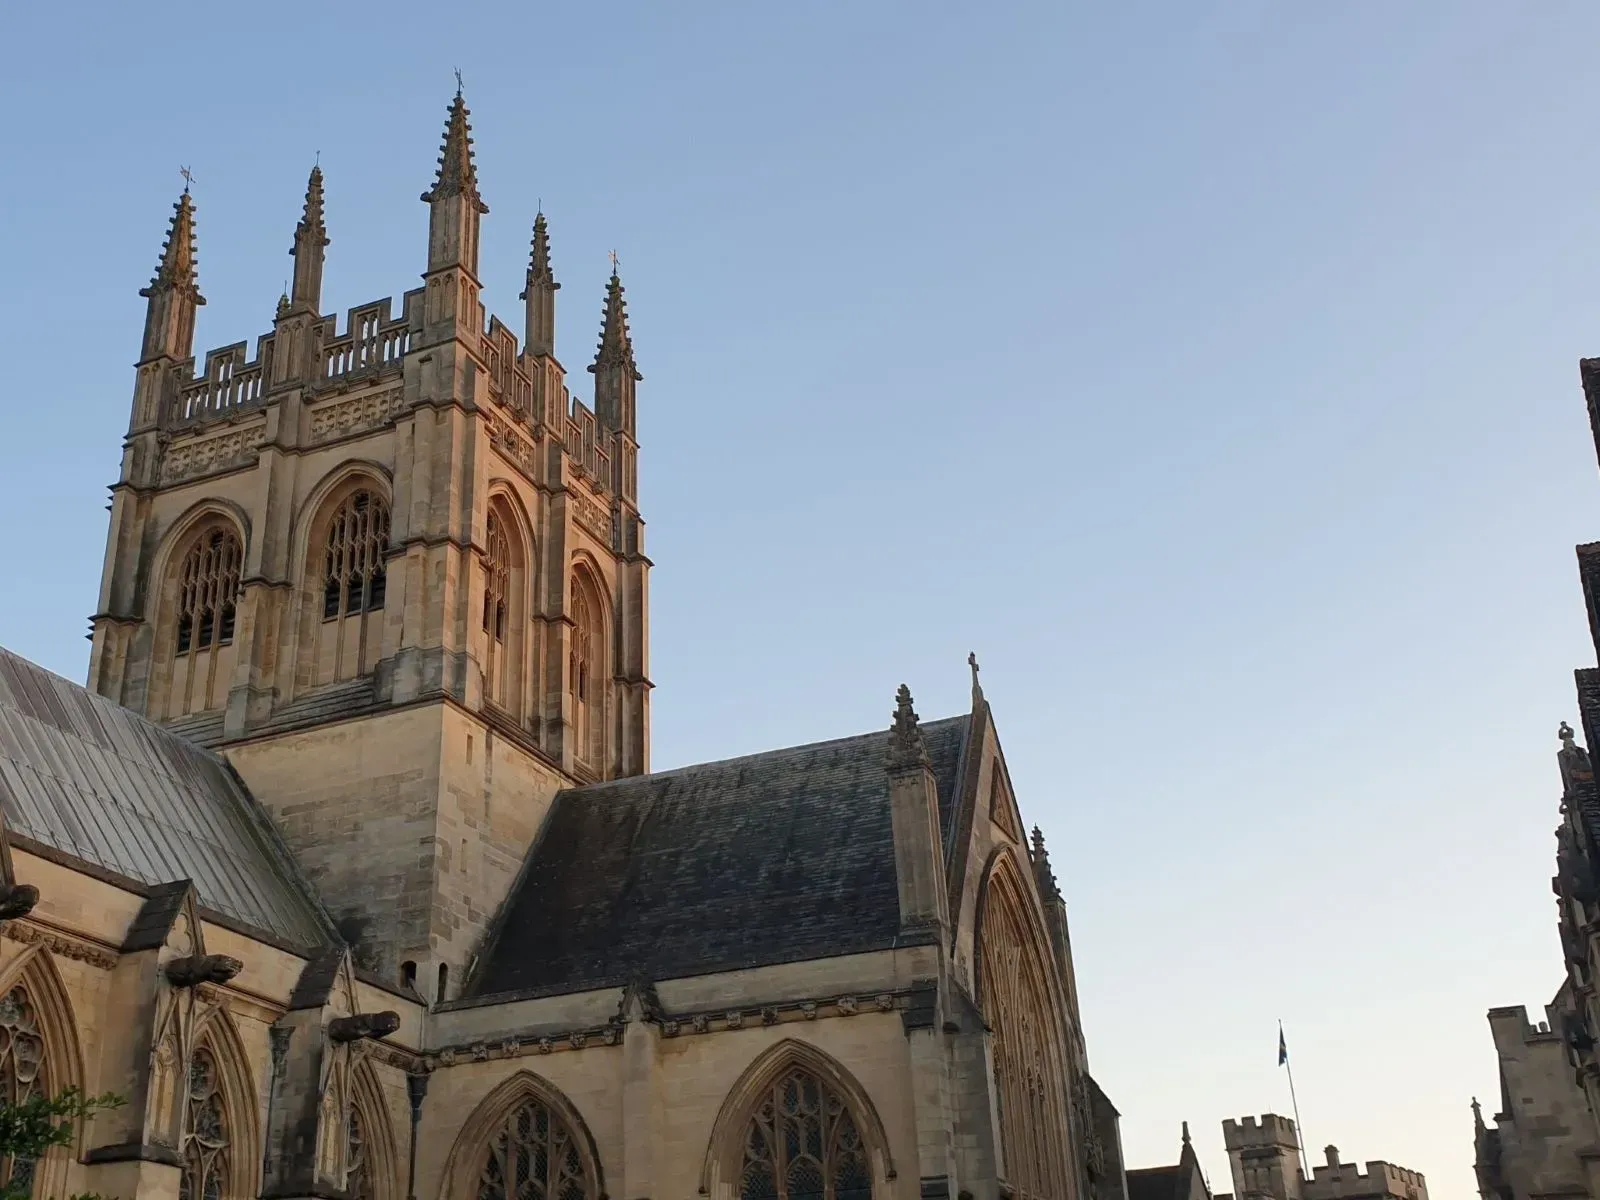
top-left (175, 530), bottom-right (241, 655)
top-left (483, 514), bottom-right (508, 643)
top-left (346, 1107), bottom-right (371, 1200)
top-left (322, 491), bottom-right (390, 620)
top-left (980, 864), bottom-right (1072, 1200)
top-left (569, 576), bottom-right (602, 768)
top-left (0, 987), bottom-right (47, 1195)
top-left (475, 1096), bottom-right (592, 1200)
top-left (180, 1048), bottom-right (229, 1200)
top-left (736, 1065), bottom-right (872, 1200)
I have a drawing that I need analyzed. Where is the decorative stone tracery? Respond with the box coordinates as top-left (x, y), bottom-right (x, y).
top-left (736, 1065), bottom-right (873, 1200)
top-left (979, 854), bottom-right (1075, 1200)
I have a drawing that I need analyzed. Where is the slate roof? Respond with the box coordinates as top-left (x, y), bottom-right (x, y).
top-left (1125, 1167), bottom-right (1185, 1200)
top-left (470, 714), bottom-right (971, 1000)
top-left (0, 647), bottom-right (333, 949)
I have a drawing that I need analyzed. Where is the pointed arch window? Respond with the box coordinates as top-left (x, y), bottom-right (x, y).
top-left (0, 987), bottom-right (47, 1196)
top-left (176, 530), bottom-right (242, 655)
top-left (475, 1096), bottom-right (594, 1200)
top-left (180, 1048), bottom-right (230, 1200)
top-left (482, 514), bottom-right (508, 643)
top-left (979, 864), bottom-right (1072, 1200)
top-left (322, 491), bottom-right (391, 621)
top-left (569, 579), bottom-right (601, 767)
top-left (736, 1065), bottom-right (872, 1200)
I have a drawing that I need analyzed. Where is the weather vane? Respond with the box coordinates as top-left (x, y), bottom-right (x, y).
top-left (179, 165), bottom-right (195, 193)
top-left (454, 67), bottom-right (464, 94)
top-left (608, 249), bottom-right (620, 274)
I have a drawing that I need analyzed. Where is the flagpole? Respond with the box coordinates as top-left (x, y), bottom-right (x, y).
top-left (1280, 1021), bottom-right (1310, 1174)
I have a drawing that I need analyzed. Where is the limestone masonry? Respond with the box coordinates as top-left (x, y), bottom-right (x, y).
top-left (0, 87), bottom-right (1127, 1200)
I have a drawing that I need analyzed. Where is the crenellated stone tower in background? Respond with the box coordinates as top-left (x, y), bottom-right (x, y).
top-left (86, 88), bottom-right (651, 997)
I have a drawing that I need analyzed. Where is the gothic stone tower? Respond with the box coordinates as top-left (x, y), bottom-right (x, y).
top-left (86, 89), bottom-right (651, 996)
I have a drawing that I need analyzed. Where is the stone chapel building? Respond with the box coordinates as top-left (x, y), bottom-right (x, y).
top-left (0, 89), bottom-right (1127, 1200)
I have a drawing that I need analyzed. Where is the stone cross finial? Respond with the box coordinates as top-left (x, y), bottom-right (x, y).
top-left (1562, 721), bottom-right (1578, 751)
top-left (887, 684), bottom-right (929, 770)
top-left (1181, 1120), bottom-right (1190, 1146)
top-left (968, 651), bottom-right (985, 705)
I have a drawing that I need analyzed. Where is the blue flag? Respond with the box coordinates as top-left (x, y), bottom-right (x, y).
top-left (1278, 1026), bottom-right (1288, 1066)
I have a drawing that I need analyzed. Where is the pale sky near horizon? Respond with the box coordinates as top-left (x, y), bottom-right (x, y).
top-left (4, 2), bottom-right (1599, 1194)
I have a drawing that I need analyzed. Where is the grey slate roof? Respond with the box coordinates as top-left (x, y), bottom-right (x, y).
top-left (1125, 1167), bottom-right (1185, 1200)
top-left (470, 714), bottom-right (971, 1000)
top-left (0, 647), bottom-right (333, 950)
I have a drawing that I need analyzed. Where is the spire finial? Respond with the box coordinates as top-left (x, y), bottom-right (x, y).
top-left (523, 212), bottom-right (556, 291)
top-left (421, 85), bottom-right (487, 213)
top-left (179, 164), bottom-right (194, 195)
top-left (1471, 1096), bottom-right (1483, 1126)
top-left (1562, 721), bottom-right (1578, 751)
top-left (1182, 1121), bottom-right (1191, 1146)
top-left (968, 651), bottom-right (984, 706)
top-left (887, 684), bottom-right (929, 770)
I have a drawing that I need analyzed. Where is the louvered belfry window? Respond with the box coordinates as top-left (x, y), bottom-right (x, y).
top-left (476, 1098), bottom-right (592, 1200)
top-left (322, 490), bottom-right (391, 620)
top-left (175, 530), bottom-right (241, 654)
top-left (737, 1066), bottom-right (872, 1200)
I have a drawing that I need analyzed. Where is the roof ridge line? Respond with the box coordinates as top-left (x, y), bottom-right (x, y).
top-left (564, 713), bottom-right (969, 795)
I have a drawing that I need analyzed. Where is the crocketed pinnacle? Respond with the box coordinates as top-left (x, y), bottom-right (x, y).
top-left (141, 190), bottom-right (204, 301)
top-left (886, 684), bottom-right (929, 771)
top-left (294, 165), bottom-right (329, 251)
top-left (421, 90), bottom-right (488, 214)
top-left (1030, 826), bottom-right (1061, 898)
top-left (590, 267), bottom-right (640, 378)
top-left (520, 211), bottom-right (558, 298)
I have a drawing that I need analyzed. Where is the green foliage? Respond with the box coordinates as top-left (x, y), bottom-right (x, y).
top-left (0, 1088), bottom-right (123, 1200)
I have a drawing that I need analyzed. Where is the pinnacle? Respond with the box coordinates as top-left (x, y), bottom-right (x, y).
top-left (887, 683), bottom-right (929, 770)
top-left (295, 164), bottom-right (329, 250)
top-left (421, 90), bottom-right (488, 214)
top-left (590, 266), bottom-right (639, 377)
top-left (521, 211), bottom-right (558, 298)
top-left (141, 189), bottom-right (203, 302)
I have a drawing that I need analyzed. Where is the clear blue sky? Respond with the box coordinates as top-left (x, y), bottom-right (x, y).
top-left (3, 2), bottom-right (1596, 1194)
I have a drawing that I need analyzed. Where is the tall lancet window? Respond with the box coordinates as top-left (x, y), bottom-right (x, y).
top-left (568, 574), bottom-right (603, 770)
top-left (312, 487), bottom-right (391, 685)
top-left (0, 987), bottom-right (47, 1196)
top-left (180, 1048), bottom-right (230, 1200)
top-left (483, 515), bottom-right (509, 643)
top-left (476, 1097), bottom-right (593, 1200)
top-left (737, 1065), bottom-right (873, 1200)
top-left (345, 1108), bottom-right (370, 1200)
top-left (164, 526), bottom-right (243, 719)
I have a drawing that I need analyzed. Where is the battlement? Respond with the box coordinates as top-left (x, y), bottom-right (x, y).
top-left (1224, 1113), bottom-right (1300, 1149)
top-left (1303, 1148), bottom-right (1426, 1200)
top-left (1488, 1004), bottom-right (1564, 1046)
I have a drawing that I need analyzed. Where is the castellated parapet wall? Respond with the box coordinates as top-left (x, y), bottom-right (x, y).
top-left (1302, 1158), bottom-right (1427, 1200)
top-left (1224, 1113), bottom-right (1300, 1148)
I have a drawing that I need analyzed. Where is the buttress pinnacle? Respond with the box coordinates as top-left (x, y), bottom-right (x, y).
top-left (590, 266), bottom-right (641, 380)
top-left (141, 190), bottom-right (204, 303)
top-left (887, 684), bottom-right (929, 771)
top-left (421, 90), bottom-right (488, 214)
top-left (521, 211), bottom-right (558, 297)
top-left (294, 165), bottom-right (328, 252)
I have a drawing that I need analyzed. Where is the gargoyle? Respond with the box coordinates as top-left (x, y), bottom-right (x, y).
top-left (0, 885), bottom-right (39, 921)
top-left (329, 1011), bottom-right (401, 1044)
top-left (165, 954), bottom-right (244, 988)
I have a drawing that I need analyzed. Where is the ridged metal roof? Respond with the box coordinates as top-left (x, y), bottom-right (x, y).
top-left (0, 647), bottom-right (332, 949)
